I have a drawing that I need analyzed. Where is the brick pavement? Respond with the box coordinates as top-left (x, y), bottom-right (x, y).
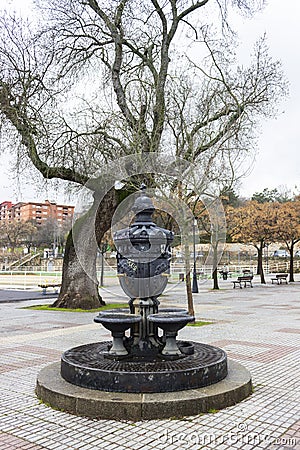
top-left (0, 276), bottom-right (299, 449)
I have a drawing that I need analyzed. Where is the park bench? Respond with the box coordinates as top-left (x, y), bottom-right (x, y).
top-left (232, 275), bottom-right (253, 289)
top-left (271, 274), bottom-right (288, 285)
top-left (38, 283), bottom-right (61, 295)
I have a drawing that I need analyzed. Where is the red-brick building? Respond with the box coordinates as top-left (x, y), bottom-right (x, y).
top-left (0, 200), bottom-right (74, 226)
top-left (0, 201), bottom-right (14, 222)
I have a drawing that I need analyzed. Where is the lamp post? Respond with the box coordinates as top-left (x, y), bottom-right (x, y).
top-left (192, 217), bottom-right (199, 293)
top-left (100, 242), bottom-right (108, 287)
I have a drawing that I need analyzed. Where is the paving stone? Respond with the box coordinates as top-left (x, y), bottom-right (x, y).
top-left (0, 280), bottom-right (300, 449)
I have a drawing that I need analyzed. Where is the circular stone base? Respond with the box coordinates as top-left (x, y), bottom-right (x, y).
top-left (36, 359), bottom-right (252, 421)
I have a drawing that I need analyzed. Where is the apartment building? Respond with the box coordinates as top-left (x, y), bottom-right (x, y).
top-left (0, 201), bottom-right (13, 222)
top-left (0, 200), bottom-right (74, 226)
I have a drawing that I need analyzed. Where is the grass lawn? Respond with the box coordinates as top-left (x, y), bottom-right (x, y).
top-left (22, 306), bottom-right (214, 327)
top-left (22, 303), bottom-right (129, 313)
top-left (187, 320), bottom-right (213, 327)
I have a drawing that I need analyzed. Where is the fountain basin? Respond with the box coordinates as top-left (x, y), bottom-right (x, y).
top-left (94, 313), bottom-right (141, 357)
top-left (94, 313), bottom-right (140, 333)
top-left (148, 312), bottom-right (195, 356)
top-left (159, 308), bottom-right (189, 314)
top-left (96, 308), bottom-right (131, 316)
top-left (148, 312), bottom-right (194, 332)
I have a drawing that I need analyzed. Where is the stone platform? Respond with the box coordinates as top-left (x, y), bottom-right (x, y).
top-left (36, 359), bottom-right (252, 421)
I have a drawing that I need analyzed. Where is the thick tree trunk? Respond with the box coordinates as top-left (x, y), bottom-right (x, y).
top-left (52, 226), bottom-right (103, 309)
top-left (52, 189), bottom-right (117, 309)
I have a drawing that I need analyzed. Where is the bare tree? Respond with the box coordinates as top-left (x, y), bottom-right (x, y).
top-left (0, 1), bottom-right (287, 308)
top-left (0, 220), bottom-right (37, 254)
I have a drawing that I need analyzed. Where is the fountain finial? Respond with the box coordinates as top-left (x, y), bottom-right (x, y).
top-left (131, 184), bottom-right (155, 217)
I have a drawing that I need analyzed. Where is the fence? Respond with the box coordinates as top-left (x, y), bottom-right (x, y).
top-left (171, 261), bottom-right (300, 277)
top-left (0, 271), bottom-right (62, 290)
top-left (0, 258), bottom-right (298, 290)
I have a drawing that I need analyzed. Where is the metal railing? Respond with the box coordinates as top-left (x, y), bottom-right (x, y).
top-left (0, 259), bottom-right (298, 290)
top-left (0, 271), bottom-right (62, 289)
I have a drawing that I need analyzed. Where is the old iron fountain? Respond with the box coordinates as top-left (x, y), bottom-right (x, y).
top-left (60, 185), bottom-right (228, 393)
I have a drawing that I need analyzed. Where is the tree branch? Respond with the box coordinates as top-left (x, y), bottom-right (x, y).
top-left (0, 82), bottom-right (88, 184)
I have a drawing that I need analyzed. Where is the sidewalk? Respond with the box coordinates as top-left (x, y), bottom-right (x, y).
top-left (0, 277), bottom-right (299, 449)
top-left (0, 290), bottom-right (58, 303)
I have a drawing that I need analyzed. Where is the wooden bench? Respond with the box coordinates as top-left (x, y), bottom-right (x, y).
top-left (232, 275), bottom-right (253, 289)
top-left (38, 284), bottom-right (61, 295)
top-left (271, 274), bottom-right (288, 284)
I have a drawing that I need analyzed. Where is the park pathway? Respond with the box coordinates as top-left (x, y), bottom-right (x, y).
top-left (0, 276), bottom-right (299, 449)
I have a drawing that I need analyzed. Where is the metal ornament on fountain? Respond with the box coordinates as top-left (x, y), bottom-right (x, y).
top-left (114, 183), bottom-right (174, 300)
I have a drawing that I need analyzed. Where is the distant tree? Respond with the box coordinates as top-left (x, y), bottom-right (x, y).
top-left (227, 201), bottom-right (279, 283)
top-left (220, 186), bottom-right (241, 207)
top-left (273, 201), bottom-right (300, 282)
top-left (23, 220), bottom-right (38, 253)
top-left (0, 220), bottom-right (37, 254)
top-left (252, 187), bottom-right (291, 203)
top-left (33, 218), bottom-right (71, 250)
top-left (194, 198), bottom-right (225, 290)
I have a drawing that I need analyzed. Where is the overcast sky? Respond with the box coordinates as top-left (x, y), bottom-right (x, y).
top-left (0, 0), bottom-right (299, 203)
top-left (232, 1), bottom-right (300, 197)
